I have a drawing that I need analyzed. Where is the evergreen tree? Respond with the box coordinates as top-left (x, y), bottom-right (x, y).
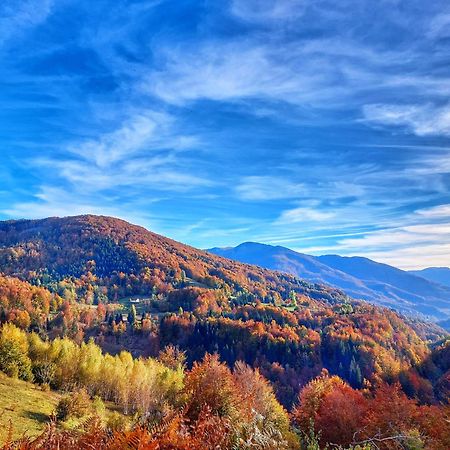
top-left (128, 305), bottom-right (137, 326)
top-left (349, 357), bottom-right (362, 387)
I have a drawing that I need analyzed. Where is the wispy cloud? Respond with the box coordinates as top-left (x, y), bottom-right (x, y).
top-left (296, 205), bottom-right (450, 269)
top-left (427, 13), bottom-right (450, 38)
top-left (230, 0), bottom-right (306, 23)
top-left (0, 0), bottom-right (54, 46)
top-left (2, 185), bottom-right (158, 228)
top-left (363, 103), bottom-right (450, 136)
top-left (236, 176), bottom-right (306, 200)
top-left (33, 110), bottom-right (211, 192)
top-left (67, 112), bottom-right (170, 167)
top-left (276, 205), bottom-right (335, 224)
top-left (416, 204), bottom-right (450, 219)
top-left (4, 108), bottom-right (213, 222)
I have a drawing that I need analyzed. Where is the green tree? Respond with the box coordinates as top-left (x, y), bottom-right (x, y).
top-left (128, 305), bottom-right (137, 326)
top-left (0, 323), bottom-right (33, 380)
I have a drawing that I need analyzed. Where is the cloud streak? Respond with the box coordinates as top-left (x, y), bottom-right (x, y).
top-left (0, 0), bottom-right (54, 46)
top-left (230, 0), bottom-right (306, 23)
top-left (363, 104), bottom-right (450, 136)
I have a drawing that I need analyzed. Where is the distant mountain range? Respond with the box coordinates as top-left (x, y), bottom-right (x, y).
top-left (208, 242), bottom-right (450, 327)
top-left (409, 267), bottom-right (450, 288)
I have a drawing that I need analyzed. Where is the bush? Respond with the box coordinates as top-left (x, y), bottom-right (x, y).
top-left (32, 360), bottom-right (56, 386)
top-left (106, 412), bottom-right (130, 432)
top-left (92, 395), bottom-right (106, 416)
top-left (56, 389), bottom-right (91, 421)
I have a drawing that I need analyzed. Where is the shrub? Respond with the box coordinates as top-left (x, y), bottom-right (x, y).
top-left (55, 389), bottom-right (91, 421)
top-left (92, 395), bottom-right (106, 416)
top-left (32, 360), bottom-right (56, 386)
top-left (106, 412), bottom-right (130, 432)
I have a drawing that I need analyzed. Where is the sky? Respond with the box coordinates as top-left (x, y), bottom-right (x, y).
top-left (1, 0), bottom-right (450, 270)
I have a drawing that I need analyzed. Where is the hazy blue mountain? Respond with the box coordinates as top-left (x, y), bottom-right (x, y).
top-left (208, 242), bottom-right (450, 324)
top-left (409, 267), bottom-right (450, 288)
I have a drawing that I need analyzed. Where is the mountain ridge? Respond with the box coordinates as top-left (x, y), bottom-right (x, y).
top-left (0, 215), bottom-right (350, 307)
top-left (409, 267), bottom-right (450, 288)
top-left (208, 241), bottom-right (450, 326)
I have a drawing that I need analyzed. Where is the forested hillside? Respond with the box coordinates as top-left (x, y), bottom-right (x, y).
top-left (0, 216), bottom-right (348, 306)
top-left (208, 242), bottom-right (450, 324)
top-left (0, 215), bottom-right (448, 449)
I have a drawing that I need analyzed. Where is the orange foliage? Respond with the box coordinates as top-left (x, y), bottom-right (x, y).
top-left (293, 375), bottom-right (450, 449)
top-left (184, 353), bottom-right (247, 423)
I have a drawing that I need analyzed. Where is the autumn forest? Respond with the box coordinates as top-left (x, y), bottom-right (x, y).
top-left (0, 215), bottom-right (448, 449)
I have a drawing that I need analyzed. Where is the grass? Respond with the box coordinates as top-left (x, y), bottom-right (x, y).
top-left (0, 373), bottom-right (130, 445)
top-left (0, 372), bottom-right (60, 443)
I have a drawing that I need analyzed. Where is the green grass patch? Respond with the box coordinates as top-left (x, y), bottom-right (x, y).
top-left (0, 373), bottom-right (129, 444)
top-left (0, 372), bottom-right (60, 443)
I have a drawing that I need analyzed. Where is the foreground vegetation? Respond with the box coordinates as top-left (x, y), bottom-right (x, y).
top-left (0, 371), bottom-right (126, 444)
top-left (0, 372), bottom-right (59, 443)
top-left (0, 322), bottom-right (449, 449)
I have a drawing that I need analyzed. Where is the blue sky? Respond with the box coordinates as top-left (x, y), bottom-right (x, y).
top-left (1, 0), bottom-right (450, 269)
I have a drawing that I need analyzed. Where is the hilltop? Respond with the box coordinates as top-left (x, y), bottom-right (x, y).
top-left (0, 215), bottom-right (347, 307)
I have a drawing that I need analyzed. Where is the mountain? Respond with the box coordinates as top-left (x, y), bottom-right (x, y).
top-left (409, 267), bottom-right (450, 288)
top-left (0, 215), bottom-right (446, 409)
top-left (208, 242), bottom-right (450, 324)
top-left (208, 242), bottom-right (377, 298)
top-left (318, 255), bottom-right (450, 318)
top-left (0, 215), bottom-right (346, 306)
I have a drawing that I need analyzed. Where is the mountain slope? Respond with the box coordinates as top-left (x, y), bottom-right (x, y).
top-left (208, 242), bottom-right (450, 323)
top-left (409, 267), bottom-right (450, 288)
top-left (319, 255), bottom-right (450, 318)
top-left (0, 215), bottom-right (446, 407)
top-left (0, 372), bottom-right (60, 442)
top-left (0, 216), bottom-right (346, 306)
top-left (0, 372), bottom-right (126, 443)
top-left (209, 242), bottom-right (377, 298)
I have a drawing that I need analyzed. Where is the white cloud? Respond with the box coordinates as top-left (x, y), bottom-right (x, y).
top-left (416, 204), bottom-right (450, 219)
top-left (145, 39), bottom-right (368, 106)
top-left (33, 110), bottom-right (211, 192)
top-left (362, 244), bottom-right (450, 270)
top-left (230, 0), bottom-right (306, 23)
top-left (236, 174), bottom-right (368, 202)
top-left (311, 206), bottom-right (450, 269)
top-left (147, 44), bottom-right (296, 105)
top-left (68, 112), bottom-right (168, 168)
top-left (363, 103), bottom-right (450, 136)
top-left (335, 223), bottom-right (450, 251)
top-left (428, 13), bottom-right (450, 38)
top-left (276, 206), bottom-right (335, 224)
top-left (5, 109), bottom-right (213, 223)
top-left (0, 0), bottom-right (54, 46)
top-left (3, 186), bottom-right (148, 222)
top-left (236, 176), bottom-right (305, 200)
top-left (251, 201), bottom-right (450, 270)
